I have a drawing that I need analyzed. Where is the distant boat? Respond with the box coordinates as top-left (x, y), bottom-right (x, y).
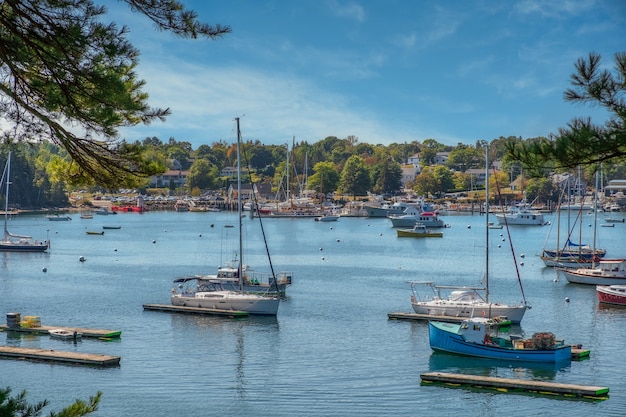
top-left (604, 217), bottom-right (625, 223)
top-left (95, 207), bottom-right (116, 215)
top-left (315, 214), bottom-right (339, 222)
top-left (102, 226), bottom-right (121, 230)
top-left (86, 230), bottom-right (104, 235)
top-left (363, 201), bottom-right (413, 217)
top-left (389, 208), bottom-right (447, 228)
top-left (397, 223), bottom-right (443, 238)
top-left (428, 317), bottom-right (572, 363)
top-left (80, 213), bottom-right (93, 219)
top-left (596, 284), bottom-right (626, 306)
top-left (0, 152), bottom-right (49, 252)
top-left (46, 214), bottom-right (72, 221)
top-left (495, 199), bottom-right (546, 226)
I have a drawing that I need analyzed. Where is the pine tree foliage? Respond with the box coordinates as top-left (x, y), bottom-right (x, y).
top-left (0, 0), bottom-right (229, 187)
top-left (506, 52), bottom-right (626, 176)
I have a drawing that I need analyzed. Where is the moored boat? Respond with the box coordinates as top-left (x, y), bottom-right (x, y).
top-left (363, 201), bottom-right (412, 217)
top-left (428, 317), bottom-right (572, 363)
top-left (1, 152), bottom-right (49, 252)
top-left (49, 329), bottom-right (83, 340)
top-left (170, 118), bottom-right (284, 316)
top-left (410, 282), bottom-right (526, 323)
top-left (397, 223), bottom-right (443, 238)
top-left (409, 146), bottom-right (529, 324)
top-left (596, 284), bottom-right (626, 306)
top-left (389, 208), bottom-right (446, 228)
top-left (557, 259), bottom-right (626, 285)
top-left (46, 214), bottom-right (72, 221)
top-left (315, 214), bottom-right (339, 222)
top-left (495, 199), bottom-right (546, 226)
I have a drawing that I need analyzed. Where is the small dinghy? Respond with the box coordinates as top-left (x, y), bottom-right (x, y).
top-left (49, 329), bottom-right (82, 340)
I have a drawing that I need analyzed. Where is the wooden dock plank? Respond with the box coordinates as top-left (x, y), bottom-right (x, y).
top-left (0, 324), bottom-right (121, 339)
top-left (420, 372), bottom-right (609, 399)
top-left (388, 312), bottom-right (466, 323)
top-left (143, 303), bottom-right (249, 317)
top-left (0, 346), bottom-right (120, 367)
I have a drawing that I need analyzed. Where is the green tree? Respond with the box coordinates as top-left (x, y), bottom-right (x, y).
top-left (0, 0), bottom-right (230, 187)
top-left (525, 177), bottom-right (558, 204)
top-left (370, 159), bottom-right (402, 194)
top-left (338, 155), bottom-right (370, 199)
top-left (308, 161), bottom-right (340, 195)
top-left (187, 158), bottom-right (217, 191)
top-left (447, 145), bottom-right (483, 171)
top-left (0, 387), bottom-right (101, 417)
top-left (506, 52), bottom-right (626, 174)
top-left (412, 167), bottom-right (437, 197)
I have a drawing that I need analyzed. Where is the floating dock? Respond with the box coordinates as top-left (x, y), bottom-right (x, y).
top-left (0, 324), bottom-right (121, 339)
top-left (0, 346), bottom-right (120, 367)
top-left (388, 312), bottom-right (467, 323)
top-left (388, 312), bottom-right (511, 327)
top-left (420, 372), bottom-right (609, 400)
top-left (143, 303), bottom-right (249, 318)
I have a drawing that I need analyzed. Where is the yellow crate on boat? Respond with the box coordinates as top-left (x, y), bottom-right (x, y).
top-left (513, 340), bottom-right (524, 349)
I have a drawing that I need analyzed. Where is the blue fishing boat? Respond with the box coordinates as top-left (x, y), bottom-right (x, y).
top-left (428, 317), bottom-right (572, 363)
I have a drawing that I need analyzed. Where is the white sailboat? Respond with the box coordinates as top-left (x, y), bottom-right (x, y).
top-left (171, 118), bottom-right (281, 315)
top-left (410, 145), bottom-right (529, 323)
top-left (1, 152), bottom-right (49, 252)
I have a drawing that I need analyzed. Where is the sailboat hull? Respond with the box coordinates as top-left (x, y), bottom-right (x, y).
top-left (171, 292), bottom-right (280, 315)
top-left (0, 241), bottom-right (48, 252)
top-left (411, 301), bottom-right (527, 324)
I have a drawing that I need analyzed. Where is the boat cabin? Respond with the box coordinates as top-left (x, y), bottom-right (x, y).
top-left (459, 318), bottom-right (493, 344)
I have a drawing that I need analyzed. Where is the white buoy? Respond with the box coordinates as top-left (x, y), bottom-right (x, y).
top-left (467, 225), bottom-right (471, 229)
top-left (520, 254), bottom-right (525, 258)
top-left (520, 262), bottom-right (524, 266)
top-left (319, 247), bottom-right (323, 251)
top-left (321, 257), bottom-right (325, 260)
top-left (42, 267), bottom-right (47, 273)
top-left (336, 239), bottom-right (340, 242)
top-left (565, 297), bottom-right (570, 303)
top-left (79, 256), bottom-right (86, 262)
top-left (152, 240), bottom-right (156, 244)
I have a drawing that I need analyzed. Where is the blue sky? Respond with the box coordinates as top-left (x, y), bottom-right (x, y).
top-left (110, 0), bottom-right (625, 149)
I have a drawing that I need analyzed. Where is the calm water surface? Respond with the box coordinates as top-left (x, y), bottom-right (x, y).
top-left (1, 209), bottom-right (625, 416)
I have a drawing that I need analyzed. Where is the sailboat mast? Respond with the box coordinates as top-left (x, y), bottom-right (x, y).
top-left (236, 118), bottom-right (243, 291)
top-left (485, 145), bottom-right (489, 303)
top-left (3, 152), bottom-right (11, 237)
top-left (592, 170), bottom-right (599, 267)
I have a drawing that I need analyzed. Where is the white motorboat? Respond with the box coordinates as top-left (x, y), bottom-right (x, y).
top-left (495, 199), bottom-right (545, 225)
top-left (389, 207), bottom-right (446, 228)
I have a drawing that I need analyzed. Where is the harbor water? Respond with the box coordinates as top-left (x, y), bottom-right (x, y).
top-left (1, 209), bottom-right (625, 416)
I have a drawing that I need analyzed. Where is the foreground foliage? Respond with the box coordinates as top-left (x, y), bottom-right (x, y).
top-left (0, 387), bottom-right (101, 417)
top-left (0, 0), bottom-right (229, 187)
top-left (507, 52), bottom-right (626, 175)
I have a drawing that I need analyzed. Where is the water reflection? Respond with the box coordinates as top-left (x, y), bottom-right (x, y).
top-left (427, 351), bottom-right (570, 380)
